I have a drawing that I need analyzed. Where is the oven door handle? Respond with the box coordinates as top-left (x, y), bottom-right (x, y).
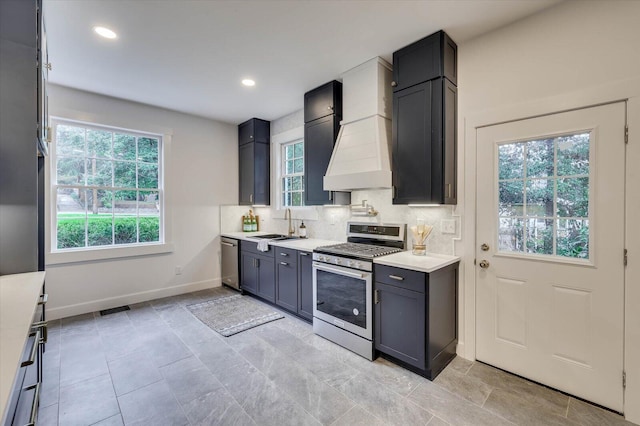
top-left (313, 263), bottom-right (366, 279)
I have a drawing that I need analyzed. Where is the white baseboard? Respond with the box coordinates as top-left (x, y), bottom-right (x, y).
top-left (46, 278), bottom-right (221, 320)
top-left (456, 342), bottom-right (474, 361)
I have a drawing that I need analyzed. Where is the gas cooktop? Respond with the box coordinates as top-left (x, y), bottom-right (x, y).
top-left (315, 242), bottom-right (402, 259)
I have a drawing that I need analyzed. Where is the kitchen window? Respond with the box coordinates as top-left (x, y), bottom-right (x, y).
top-left (51, 119), bottom-right (163, 252)
top-left (281, 140), bottom-right (304, 207)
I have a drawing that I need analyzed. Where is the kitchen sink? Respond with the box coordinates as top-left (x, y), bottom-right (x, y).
top-left (247, 234), bottom-right (298, 241)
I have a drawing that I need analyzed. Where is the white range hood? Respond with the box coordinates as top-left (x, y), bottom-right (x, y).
top-left (323, 57), bottom-right (393, 191)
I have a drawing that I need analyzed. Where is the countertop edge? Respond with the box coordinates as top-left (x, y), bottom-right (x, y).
top-left (220, 233), bottom-right (342, 252)
top-left (373, 253), bottom-right (461, 273)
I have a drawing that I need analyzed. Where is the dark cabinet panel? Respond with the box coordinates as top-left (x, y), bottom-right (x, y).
top-left (239, 118), bottom-right (270, 145)
top-left (297, 251), bottom-right (313, 321)
top-left (374, 262), bottom-right (459, 380)
top-left (304, 80), bottom-right (342, 123)
top-left (240, 252), bottom-right (258, 294)
top-left (375, 282), bottom-right (426, 368)
top-left (392, 30), bottom-right (457, 91)
top-left (392, 78), bottom-right (456, 204)
top-left (276, 248), bottom-right (298, 313)
top-left (238, 120), bottom-right (270, 206)
top-left (257, 255), bottom-right (275, 303)
top-left (304, 115), bottom-right (337, 205)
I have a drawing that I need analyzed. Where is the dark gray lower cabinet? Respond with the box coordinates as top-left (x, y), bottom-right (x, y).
top-left (275, 247), bottom-right (298, 313)
top-left (240, 241), bottom-right (275, 303)
top-left (297, 251), bottom-right (313, 321)
top-left (374, 262), bottom-right (459, 380)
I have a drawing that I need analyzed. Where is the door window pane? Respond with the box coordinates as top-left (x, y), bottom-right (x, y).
top-left (496, 132), bottom-right (590, 259)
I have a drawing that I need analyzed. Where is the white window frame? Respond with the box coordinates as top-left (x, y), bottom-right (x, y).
top-left (281, 139), bottom-right (305, 207)
top-left (47, 117), bottom-right (173, 264)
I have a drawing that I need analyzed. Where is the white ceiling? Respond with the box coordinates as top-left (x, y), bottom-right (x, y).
top-left (44, 0), bottom-right (561, 125)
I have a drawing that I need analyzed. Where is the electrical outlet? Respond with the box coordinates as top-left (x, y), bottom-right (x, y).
top-left (175, 266), bottom-right (183, 275)
top-left (441, 219), bottom-right (456, 234)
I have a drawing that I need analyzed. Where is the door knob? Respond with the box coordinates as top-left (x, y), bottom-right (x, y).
top-left (481, 243), bottom-right (490, 251)
top-left (479, 260), bottom-right (490, 269)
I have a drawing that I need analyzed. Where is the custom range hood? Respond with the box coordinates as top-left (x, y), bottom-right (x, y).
top-left (323, 57), bottom-right (393, 191)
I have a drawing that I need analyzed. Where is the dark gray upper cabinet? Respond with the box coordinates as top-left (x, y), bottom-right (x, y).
top-left (392, 30), bottom-right (457, 205)
top-left (304, 80), bottom-right (342, 123)
top-left (275, 247), bottom-right (298, 313)
top-left (303, 81), bottom-right (350, 206)
top-left (297, 250), bottom-right (313, 321)
top-left (392, 30), bottom-right (457, 91)
top-left (238, 118), bottom-right (270, 205)
top-left (374, 262), bottom-right (459, 380)
top-left (239, 117), bottom-right (270, 145)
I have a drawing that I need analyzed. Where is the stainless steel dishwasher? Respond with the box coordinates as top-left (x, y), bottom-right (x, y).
top-left (221, 237), bottom-right (239, 290)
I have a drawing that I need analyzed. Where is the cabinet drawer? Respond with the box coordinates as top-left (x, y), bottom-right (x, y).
top-left (240, 239), bottom-right (274, 256)
top-left (275, 247), bottom-right (298, 264)
top-left (375, 264), bottom-right (425, 293)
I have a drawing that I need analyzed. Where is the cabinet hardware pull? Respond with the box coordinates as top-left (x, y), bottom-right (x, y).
top-left (32, 321), bottom-right (48, 343)
top-left (256, 259), bottom-right (260, 268)
top-left (388, 275), bottom-right (404, 281)
top-left (221, 242), bottom-right (235, 247)
top-left (250, 194), bottom-right (253, 203)
top-left (38, 293), bottom-right (48, 305)
top-left (391, 81), bottom-right (397, 87)
top-left (300, 252), bottom-right (309, 256)
top-left (280, 262), bottom-right (289, 266)
top-left (280, 253), bottom-right (288, 256)
top-left (23, 382), bottom-right (41, 426)
top-left (327, 105), bottom-right (333, 110)
top-left (374, 289), bottom-right (380, 304)
top-left (21, 329), bottom-right (41, 367)
top-left (45, 62), bottom-right (52, 71)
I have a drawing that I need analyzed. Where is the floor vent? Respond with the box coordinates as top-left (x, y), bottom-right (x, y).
top-left (99, 305), bottom-right (131, 316)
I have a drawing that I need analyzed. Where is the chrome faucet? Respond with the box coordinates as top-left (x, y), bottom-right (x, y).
top-left (284, 208), bottom-right (295, 237)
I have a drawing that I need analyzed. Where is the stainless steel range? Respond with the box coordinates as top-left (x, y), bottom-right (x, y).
top-left (312, 222), bottom-right (406, 360)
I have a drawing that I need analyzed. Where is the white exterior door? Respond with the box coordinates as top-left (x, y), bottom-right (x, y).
top-left (475, 102), bottom-right (626, 411)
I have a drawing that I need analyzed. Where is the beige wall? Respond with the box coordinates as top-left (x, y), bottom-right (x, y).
top-left (457, 1), bottom-right (640, 422)
top-left (45, 84), bottom-right (238, 319)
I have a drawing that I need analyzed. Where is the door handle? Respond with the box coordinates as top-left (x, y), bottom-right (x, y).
top-left (300, 252), bottom-right (309, 256)
top-left (221, 242), bottom-right (235, 247)
top-left (280, 262), bottom-right (289, 266)
top-left (374, 289), bottom-right (380, 304)
top-left (479, 260), bottom-right (490, 269)
top-left (388, 275), bottom-right (404, 281)
top-left (250, 194), bottom-right (253, 203)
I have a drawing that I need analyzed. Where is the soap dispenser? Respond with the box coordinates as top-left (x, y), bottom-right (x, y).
top-left (299, 221), bottom-right (307, 238)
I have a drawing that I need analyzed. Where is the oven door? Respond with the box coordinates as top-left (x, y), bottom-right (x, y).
top-left (312, 261), bottom-right (373, 340)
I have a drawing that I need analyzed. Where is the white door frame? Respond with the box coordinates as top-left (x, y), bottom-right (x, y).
top-left (460, 77), bottom-right (640, 423)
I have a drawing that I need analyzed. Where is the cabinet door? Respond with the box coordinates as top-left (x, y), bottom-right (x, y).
top-left (256, 255), bottom-right (275, 303)
top-left (253, 141), bottom-right (270, 205)
top-left (392, 81), bottom-right (435, 204)
top-left (239, 143), bottom-right (254, 205)
top-left (442, 79), bottom-right (457, 204)
top-left (375, 282), bottom-right (426, 369)
top-left (240, 252), bottom-right (258, 294)
top-left (297, 251), bottom-right (313, 321)
top-left (238, 119), bottom-right (254, 145)
top-left (304, 115), bottom-right (337, 205)
top-left (276, 257), bottom-right (298, 313)
top-left (304, 81), bottom-right (342, 123)
top-left (392, 33), bottom-right (441, 92)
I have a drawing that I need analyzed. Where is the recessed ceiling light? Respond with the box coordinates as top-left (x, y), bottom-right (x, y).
top-left (94, 26), bottom-right (117, 39)
top-left (242, 79), bottom-right (256, 87)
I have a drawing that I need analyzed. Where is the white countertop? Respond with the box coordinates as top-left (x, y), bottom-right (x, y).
top-left (221, 232), bottom-right (341, 252)
top-left (373, 251), bottom-right (460, 273)
top-left (0, 272), bottom-right (45, 422)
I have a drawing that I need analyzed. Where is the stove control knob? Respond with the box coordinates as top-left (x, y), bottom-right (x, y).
top-left (347, 260), bottom-right (354, 267)
top-left (335, 258), bottom-right (341, 265)
top-left (354, 262), bottom-right (361, 269)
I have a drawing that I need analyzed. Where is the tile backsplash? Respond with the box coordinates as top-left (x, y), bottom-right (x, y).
top-left (220, 188), bottom-right (458, 255)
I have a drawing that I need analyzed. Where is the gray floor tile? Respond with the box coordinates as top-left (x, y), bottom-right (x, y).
top-left (171, 320), bottom-right (223, 349)
top-left (427, 415), bottom-right (451, 426)
top-left (149, 295), bottom-right (180, 311)
top-left (272, 316), bottom-right (314, 339)
top-left (59, 333), bottom-right (109, 388)
top-left (467, 362), bottom-right (569, 417)
top-left (483, 388), bottom-right (579, 425)
top-left (407, 379), bottom-right (513, 426)
top-left (216, 362), bottom-right (320, 426)
top-left (156, 303), bottom-right (195, 328)
top-left (235, 336), bottom-right (354, 424)
top-left (253, 322), bottom-right (312, 354)
top-left (118, 380), bottom-right (188, 426)
top-left (357, 356), bottom-right (424, 397)
top-left (337, 373), bottom-right (433, 425)
top-left (181, 387), bottom-right (256, 426)
top-left (330, 405), bottom-right (388, 426)
top-left (60, 313), bottom-right (96, 334)
top-left (37, 403), bottom-right (58, 426)
top-left (434, 366), bottom-right (492, 406)
top-left (142, 325), bottom-right (192, 367)
top-left (58, 374), bottom-right (119, 426)
top-left (94, 311), bottom-right (133, 332)
top-left (92, 414), bottom-right (124, 425)
top-left (98, 326), bottom-right (146, 362)
top-left (288, 344), bottom-right (359, 388)
top-left (107, 350), bottom-right (162, 396)
top-left (160, 356), bottom-right (223, 405)
top-left (125, 302), bottom-right (165, 328)
top-left (41, 350), bottom-right (61, 408)
top-left (446, 356), bottom-right (474, 375)
top-left (567, 398), bottom-right (631, 425)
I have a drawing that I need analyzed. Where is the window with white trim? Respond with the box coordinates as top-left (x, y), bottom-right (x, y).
top-left (281, 140), bottom-right (304, 207)
top-left (52, 119), bottom-right (163, 251)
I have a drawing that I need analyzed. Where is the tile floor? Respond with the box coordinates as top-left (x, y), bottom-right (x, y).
top-left (37, 287), bottom-right (632, 426)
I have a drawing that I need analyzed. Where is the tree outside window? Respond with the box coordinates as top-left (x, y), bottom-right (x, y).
top-left (53, 120), bottom-right (162, 250)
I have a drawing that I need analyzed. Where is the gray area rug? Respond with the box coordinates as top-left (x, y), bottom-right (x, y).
top-left (186, 294), bottom-right (284, 337)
